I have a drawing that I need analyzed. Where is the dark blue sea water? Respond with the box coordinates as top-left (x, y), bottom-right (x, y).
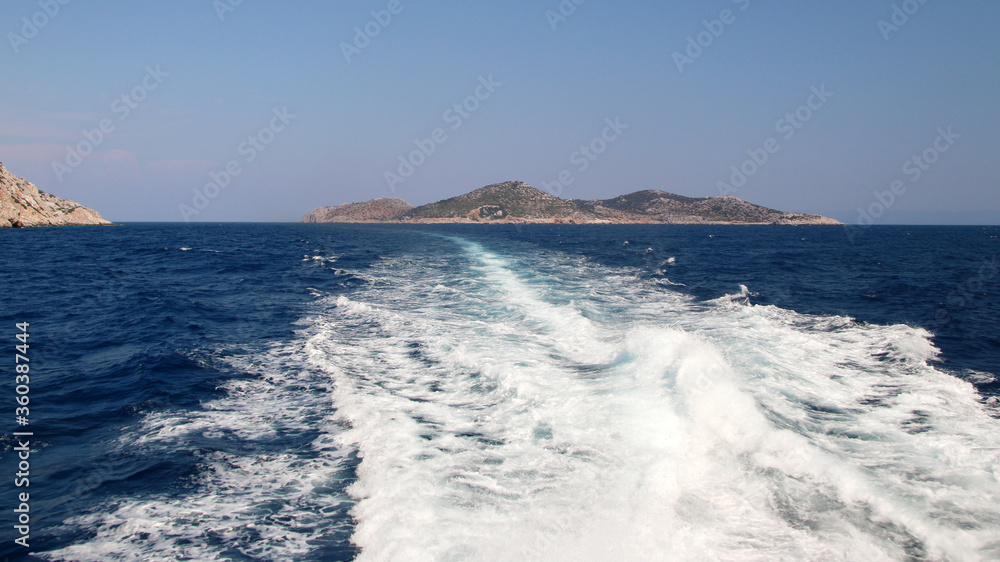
top-left (1, 224), bottom-right (998, 560)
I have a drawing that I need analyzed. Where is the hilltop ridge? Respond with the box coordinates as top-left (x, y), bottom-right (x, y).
top-left (402, 181), bottom-right (597, 222)
top-left (303, 198), bottom-right (413, 223)
top-left (304, 181), bottom-right (841, 225)
top-left (571, 190), bottom-right (839, 225)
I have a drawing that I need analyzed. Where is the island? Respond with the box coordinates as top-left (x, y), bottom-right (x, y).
top-left (303, 181), bottom-right (841, 225)
top-left (0, 162), bottom-right (112, 228)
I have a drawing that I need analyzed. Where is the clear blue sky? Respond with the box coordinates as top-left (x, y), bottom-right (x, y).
top-left (2, 0), bottom-right (998, 223)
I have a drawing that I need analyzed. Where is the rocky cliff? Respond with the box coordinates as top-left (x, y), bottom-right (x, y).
top-left (303, 181), bottom-right (842, 225)
top-left (0, 163), bottom-right (112, 228)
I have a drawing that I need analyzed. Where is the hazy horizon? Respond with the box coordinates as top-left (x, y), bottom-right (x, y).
top-left (3, 1), bottom-right (998, 225)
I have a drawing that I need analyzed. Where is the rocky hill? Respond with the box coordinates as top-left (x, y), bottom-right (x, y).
top-left (572, 190), bottom-right (841, 225)
top-left (303, 198), bottom-right (413, 223)
top-left (303, 181), bottom-right (841, 225)
top-left (0, 162), bottom-right (112, 228)
top-left (402, 181), bottom-right (597, 223)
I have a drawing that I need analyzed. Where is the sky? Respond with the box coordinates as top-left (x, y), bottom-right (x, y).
top-left (1, 0), bottom-right (998, 224)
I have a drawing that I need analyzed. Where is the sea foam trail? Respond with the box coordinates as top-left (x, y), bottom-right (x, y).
top-left (309, 237), bottom-right (1000, 561)
top-left (41, 235), bottom-right (1000, 561)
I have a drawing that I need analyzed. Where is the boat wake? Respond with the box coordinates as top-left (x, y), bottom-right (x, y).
top-left (44, 235), bottom-right (1000, 561)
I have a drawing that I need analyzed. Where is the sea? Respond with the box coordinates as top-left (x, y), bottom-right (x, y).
top-left (1, 223), bottom-right (999, 561)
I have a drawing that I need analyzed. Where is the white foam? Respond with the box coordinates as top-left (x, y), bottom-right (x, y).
top-left (962, 369), bottom-right (998, 385)
top-left (41, 345), bottom-right (355, 561)
top-left (46, 235), bottom-right (1000, 561)
top-left (305, 238), bottom-right (1000, 561)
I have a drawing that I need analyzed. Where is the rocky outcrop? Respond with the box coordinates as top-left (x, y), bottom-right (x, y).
top-left (302, 198), bottom-right (414, 223)
top-left (0, 162), bottom-right (112, 228)
top-left (304, 182), bottom-right (842, 225)
top-left (769, 213), bottom-right (842, 226)
top-left (466, 205), bottom-right (509, 221)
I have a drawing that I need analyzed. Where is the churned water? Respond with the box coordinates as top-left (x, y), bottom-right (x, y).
top-left (1, 224), bottom-right (998, 560)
